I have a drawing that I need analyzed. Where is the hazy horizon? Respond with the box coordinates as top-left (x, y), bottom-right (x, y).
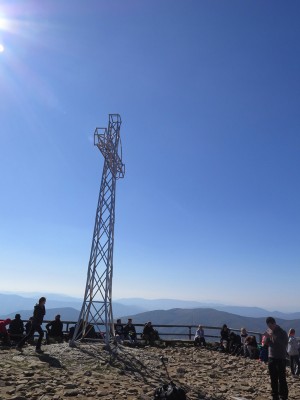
top-left (2, 290), bottom-right (300, 314)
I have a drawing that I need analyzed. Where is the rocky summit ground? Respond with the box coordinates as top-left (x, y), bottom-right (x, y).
top-left (0, 342), bottom-right (300, 400)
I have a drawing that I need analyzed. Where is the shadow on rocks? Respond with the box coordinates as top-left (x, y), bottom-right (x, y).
top-left (36, 353), bottom-right (63, 368)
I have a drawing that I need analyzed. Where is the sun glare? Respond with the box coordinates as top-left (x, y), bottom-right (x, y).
top-left (0, 44), bottom-right (4, 52)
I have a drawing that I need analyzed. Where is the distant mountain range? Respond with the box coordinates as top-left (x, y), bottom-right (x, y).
top-left (115, 297), bottom-right (300, 320)
top-left (2, 293), bottom-right (300, 335)
top-left (120, 307), bottom-right (300, 336)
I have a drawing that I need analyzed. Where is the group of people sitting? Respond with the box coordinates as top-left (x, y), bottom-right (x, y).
top-left (218, 324), bottom-right (261, 359)
top-left (194, 323), bottom-right (264, 360)
top-left (114, 319), bottom-right (159, 345)
top-left (195, 323), bottom-right (300, 372)
top-left (0, 314), bottom-right (65, 346)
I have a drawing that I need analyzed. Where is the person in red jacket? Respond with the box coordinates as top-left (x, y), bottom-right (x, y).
top-left (0, 318), bottom-right (11, 345)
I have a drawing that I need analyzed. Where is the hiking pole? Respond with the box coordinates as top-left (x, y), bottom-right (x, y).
top-left (159, 356), bottom-right (172, 382)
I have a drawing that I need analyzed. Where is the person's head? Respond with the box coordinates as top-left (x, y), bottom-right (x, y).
top-left (241, 327), bottom-right (247, 334)
top-left (39, 297), bottom-right (46, 305)
top-left (222, 324), bottom-right (228, 330)
top-left (128, 318), bottom-right (132, 324)
top-left (55, 314), bottom-right (61, 320)
top-left (15, 314), bottom-right (21, 319)
top-left (266, 316), bottom-right (276, 331)
top-left (289, 328), bottom-right (295, 337)
top-left (117, 319), bottom-right (121, 324)
top-left (147, 321), bottom-right (152, 326)
top-left (198, 325), bottom-right (202, 329)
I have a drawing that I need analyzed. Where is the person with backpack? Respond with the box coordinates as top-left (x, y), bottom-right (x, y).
top-left (287, 328), bottom-right (300, 376)
top-left (17, 297), bottom-right (46, 353)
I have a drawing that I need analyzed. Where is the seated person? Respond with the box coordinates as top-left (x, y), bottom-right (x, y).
top-left (84, 323), bottom-right (97, 339)
top-left (240, 327), bottom-right (248, 356)
top-left (123, 318), bottom-right (137, 343)
top-left (194, 325), bottom-right (206, 347)
top-left (244, 335), bottom-right (259, 359)
top-left (114, 319), bottom-right (124, 342)
top-left (228, 331), bottom-right (241, 355)
top-left (0, 318), bottom-right (11, 345)
top-left (25, 317), bottom-right (34, 343)
top-left (9, 314), bottom-right (24, 342)
top-left (220, 324), bottom-right (230, 351)
top-left (142, 321), bottom-right (159, 345)
top-left (68, 325), bottom-right (76, 341)
top-left (46, 314), bottom-right (64, 343)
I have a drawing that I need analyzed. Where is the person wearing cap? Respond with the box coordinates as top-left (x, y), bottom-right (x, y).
top-left (9, 314), bottom-right (24, 342)
top-left (46, 314), bottom-right (64, 343)
top-left (264, 316), bottom-right (288, 400)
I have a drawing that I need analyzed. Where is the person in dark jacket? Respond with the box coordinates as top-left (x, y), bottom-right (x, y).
top-left (220, 324), bottom-right (230, 352)
top-left (124, 318), bottom-right (137, 343)
top-left (142, 321), bottom-right (159, 345)
top-left (17, 297), bottom-right (46, 353)
top-left (264, 316), bottom-right (288, 400)
top-left (9, 314), bottom-right (24, 341)
top-left (46, 314), bottom-right (63, 343)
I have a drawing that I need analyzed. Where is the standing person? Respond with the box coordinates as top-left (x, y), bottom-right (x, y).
top-left (265, 316), bottom-right (288, 400)
top-left (287, 328), bottom-right (300, 376)
top-left (17, 297), bottom-right (46, 353)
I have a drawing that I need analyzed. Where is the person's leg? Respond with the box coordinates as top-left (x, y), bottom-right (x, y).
top-left (268, 358), bottom-right (279, 400)
top-left (35, 325), bottom-right (44, 350)
top-left (296, 355), bottom-right (300, 375)
top-left (290, 355), bottom-right (296, 375)
top-left (2, 331), bottom-right (10, 345)
top-left (277, 358), bottom-right (288, 400)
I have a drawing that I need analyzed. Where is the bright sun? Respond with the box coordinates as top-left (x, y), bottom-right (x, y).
top-left (0, 44), bottom-right (4, 52)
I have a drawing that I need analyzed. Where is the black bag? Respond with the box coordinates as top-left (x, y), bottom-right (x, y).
top-left (153, 382), bottom-right (187, 400)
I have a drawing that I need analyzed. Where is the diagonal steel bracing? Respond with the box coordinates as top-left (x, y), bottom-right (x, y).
top-left (70, 114), bottom-right (125, 346)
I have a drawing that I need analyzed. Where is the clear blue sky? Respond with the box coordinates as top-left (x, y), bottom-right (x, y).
top-left (1, 0), bottom-right (299, 312)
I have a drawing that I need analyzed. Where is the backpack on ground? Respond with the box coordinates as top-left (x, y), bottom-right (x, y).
top-left (153, 381), bottom-right (187, 399)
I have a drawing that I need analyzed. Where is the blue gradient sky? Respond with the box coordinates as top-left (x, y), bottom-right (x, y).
top-left (1, 0), bottom-right (300, 311)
